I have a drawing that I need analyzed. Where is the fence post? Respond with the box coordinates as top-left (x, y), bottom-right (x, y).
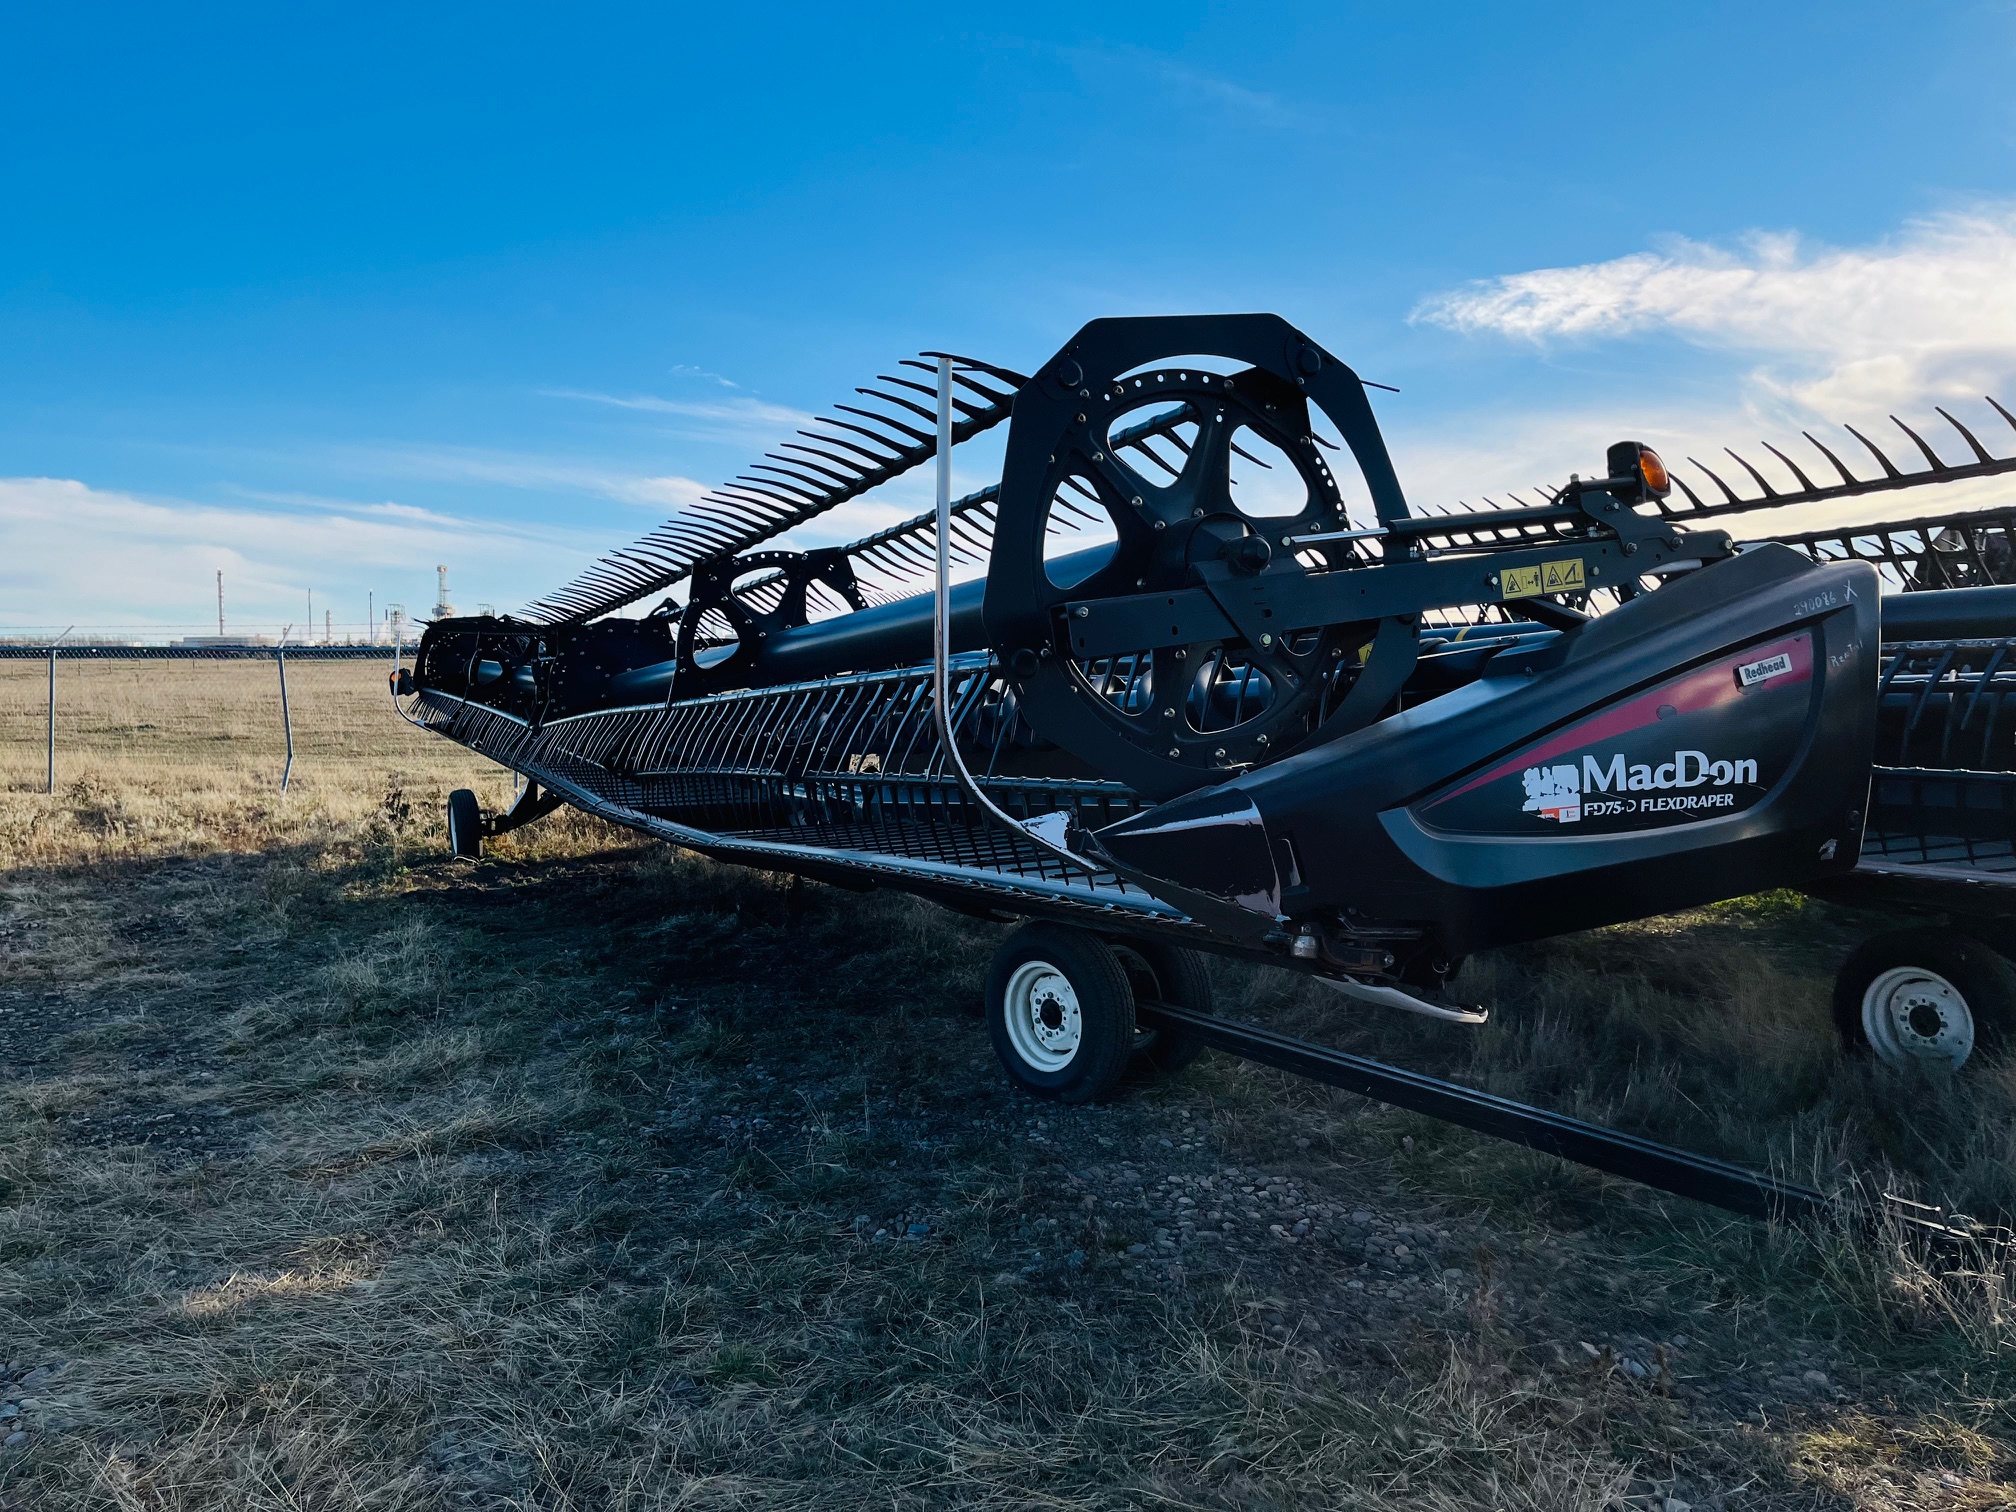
top-left (277, 645), bottom-right (294, 793)
top-left (45, 624), bottom-right (72, 795)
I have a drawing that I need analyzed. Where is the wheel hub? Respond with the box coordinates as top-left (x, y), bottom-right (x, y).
top-left (1862, 965), bottom-right (1975, 1070)
top-left (1004, 960), bottom-right (1083, 1072)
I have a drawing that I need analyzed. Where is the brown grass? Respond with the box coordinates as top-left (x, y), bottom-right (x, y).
top-left (1, 662), bottom-right (2014, 1508)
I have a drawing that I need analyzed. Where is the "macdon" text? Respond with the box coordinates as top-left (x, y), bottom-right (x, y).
top-left (1582, 751), bottom-right (1757, 793)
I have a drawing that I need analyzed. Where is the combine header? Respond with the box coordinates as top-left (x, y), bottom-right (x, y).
top-left (397, 313), bottom-right (2016, 1226)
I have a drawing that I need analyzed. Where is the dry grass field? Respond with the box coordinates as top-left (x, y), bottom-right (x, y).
top-left (3, 659), bottom-right (2016, 1508)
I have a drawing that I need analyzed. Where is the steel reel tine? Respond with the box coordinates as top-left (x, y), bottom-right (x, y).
top-left (878, 371), bottom-right (985, 419)
top-left (798, 428), bottom-right (901, 467)
top-left (855, 387), bottom-right (940, 427)
top-left (1686, 458), bottom-right (1742, 505)
top-left (815, 416), bottom-right (914, 460)
top-left (750, 461), bottom-right (842, 493)
top-left (771, 447), bottom-right (865, 485)
top-left (780, 440), bottom-right (877, 478)
top-left (1724, 448), bottom-right (1780, 499)
top-left (1842, 424), bottom-right (1903, 479)
top-left (834, 403), bottom-right (931, 447)
top-left (918, 350), bottom-right (1029, 386)
top-left (1936, 406), bottom-right (1996, 464)
top-left (733, 474), bottom-right (824, 505)
top-left (951, 373), bottom-right (1013, 404)
top-left (1890, 414), bottom-right (1948, 472)
top-left (1801, 431), bottom-right (1859, 486)
top-left (1759, 441), bottom-right (1818, 492)
top-left (1987, 396), bottom-right (2016, 437)
top-left (726, 479), bottom-right (813, 508)
top-left (775, 439), bottom-right (870, 473)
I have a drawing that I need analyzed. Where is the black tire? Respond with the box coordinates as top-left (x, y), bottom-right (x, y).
top-left (1832, 926), bottom-right (2016, 1072)
top-left (986, 923), bottom-right (1136, 1103)
top-left (1111, 938), bottom-right (1211, 1074)
top-left (446, 789), bottom-right (483, 860)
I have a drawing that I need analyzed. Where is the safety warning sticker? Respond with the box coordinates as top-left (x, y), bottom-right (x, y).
top-left (1500, 557), bottom-right (1586, 599)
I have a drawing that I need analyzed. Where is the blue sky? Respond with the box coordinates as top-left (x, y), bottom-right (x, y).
top-left (6, 2), bottom-right (2016, 634)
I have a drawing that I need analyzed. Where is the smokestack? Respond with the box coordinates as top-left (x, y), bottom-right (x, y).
top-left (216, 569), bottom-right (225, 637)
top-left (325, 609), bottom-right (332, 644)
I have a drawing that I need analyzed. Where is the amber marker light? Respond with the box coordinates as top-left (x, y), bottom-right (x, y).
top-left (1637, 448), bottom-right (1672, 498)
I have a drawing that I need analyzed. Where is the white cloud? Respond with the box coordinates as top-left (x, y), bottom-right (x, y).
top-left (0, 477), bottom-right (605, 635)
top-left (339, 444), bottom-right (711, 512)
top-left (543, 388), bottom-right (815, 442)
top-left (1413, 206), bottom-right (2016, 415)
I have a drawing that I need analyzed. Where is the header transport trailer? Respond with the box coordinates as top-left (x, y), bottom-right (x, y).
top-left (395, 313), bottom-right (2016, 1225)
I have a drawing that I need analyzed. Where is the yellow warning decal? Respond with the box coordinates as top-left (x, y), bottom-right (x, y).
top-left (1500, 557), bottom-right (1586, 599)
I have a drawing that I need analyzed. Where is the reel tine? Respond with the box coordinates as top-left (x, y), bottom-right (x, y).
top-left (1760, 441), bottom-right (1819, 492)
top-left (1937, 406), bottom-right (1995, 464)
top-left (767, 449), bottom-right (861, 487)
top-left (1126, 437), bottom-right (1183, 478)
top-left (834, 402), bottom-right (932, 447)
top-left (1890, 414), bottom-right (1949, 472)
top-left (779, 440), bottom-right (874, 477)
top-left (731, 476), bottom-right (822, 505)
top-left (1843, 424), bottom-right (1904, 479)
top-left (1723, 447), bottom-right (1780, 499)
top-left (918, 349), bottom-right (1030, 387)
top-left (1988, 396), bottom-right (2016, 436)
top-left (877, 371), bottom-right (986, 419)
top-left (814, 415), bottom-right (915, 460)
top-left (853, 387), bottom-right (940, 428)
top-left (1802, 431), bottom-right (1860, 486)
top-left (748, 463), bottom-right (840, 495)
top-left (1687, 458), bottom-right (1743, 504)
top-left (798, 428), bottom-right (902, 468)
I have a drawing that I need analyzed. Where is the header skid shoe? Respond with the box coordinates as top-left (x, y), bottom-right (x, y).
top-left (1093, 543), bottom-right (1880, 959)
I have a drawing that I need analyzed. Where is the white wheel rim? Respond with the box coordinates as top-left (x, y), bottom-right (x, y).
top-left (1862, 965), bottom-right (1975, 1070)
top-left (1004, 959), bottom-right (1082, 1072)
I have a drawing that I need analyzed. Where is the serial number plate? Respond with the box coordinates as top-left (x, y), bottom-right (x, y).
top-left (1500, 557), bottom-right (1586, 599)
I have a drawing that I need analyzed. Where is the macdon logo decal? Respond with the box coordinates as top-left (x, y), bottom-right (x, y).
top-left (1521, 751), bottom-right (1760, 824)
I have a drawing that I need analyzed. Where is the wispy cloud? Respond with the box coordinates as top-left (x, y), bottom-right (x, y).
top-left (1149, 59), bottom-right (1304, 127)
top-left (544, 388), bottom-right (814, 440)
top-left (0, 477), bottom-right (605, 630)
top-left (1413, 205), bottom-right (2016, 416)
top-left (337, 443), bottom-right (712, 511)
top-left (667, 364), bottom-right (742, 389)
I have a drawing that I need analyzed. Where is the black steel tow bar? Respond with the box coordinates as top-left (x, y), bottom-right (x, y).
top-left (1134, 1000), bottom-right (1980, 1242)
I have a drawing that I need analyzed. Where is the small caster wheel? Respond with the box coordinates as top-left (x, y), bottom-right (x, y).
top-left (446, 789), bottom-right (483, 860)
top-left (986, 922), bottom-right (1135, 1103)
top-left (1832, 926), bottom-right (2016, 1072)
top-left (1111, 938), bottom-right (1211, 1074)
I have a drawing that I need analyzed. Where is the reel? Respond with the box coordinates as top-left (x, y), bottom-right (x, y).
top-left (985, 314), bottom-right (1420, 799)
top-left (674, 547), bottom-right (865, 696)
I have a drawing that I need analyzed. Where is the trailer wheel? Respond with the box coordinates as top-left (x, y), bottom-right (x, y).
top-left (446, 789), bottom-right (483, 860)
top-left (1833, 927), bottom-right (2016, 1073)
top-left (986, 923), bottom-right (1135, 1103)
top-left (1112, 939), bottom-right (1210, 1074)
